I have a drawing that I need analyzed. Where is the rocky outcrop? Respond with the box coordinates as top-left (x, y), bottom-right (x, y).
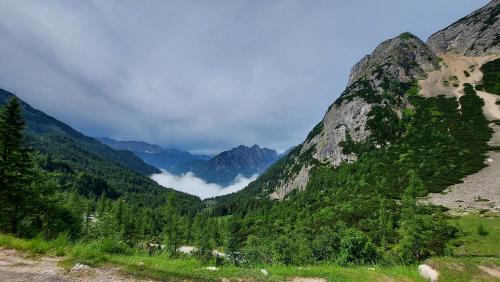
top-left (269, 33), bottom-right (439, 199)
top-left (235, 1), bottom-right (498, 200)
top-left (348, 33), bottom-right (439, 86)
top-left (426, 0), bottom-right (499, 56)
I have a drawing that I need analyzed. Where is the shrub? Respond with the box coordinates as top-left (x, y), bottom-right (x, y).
top-left (337, 229), bottom-right (378, 266)
top-left (97, 237), bottom-right (130, 255)
top-left (477, 224), bottom-right (489, 236)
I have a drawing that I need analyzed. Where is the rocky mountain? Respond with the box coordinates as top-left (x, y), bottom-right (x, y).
top-left (0, 88), bottom-right (201, 210)
top-left (97, 137), bottom-right (211, 171)
top-left (175, 145), bottom-right (279, 186)
top-left (99, 137), bottom-right (279, 187)
top-left (426, 0), bottom-right (499, 56)
top-left (217, 0), bottom-right (499, 205)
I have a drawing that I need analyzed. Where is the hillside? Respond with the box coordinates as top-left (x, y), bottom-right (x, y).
top-left (217, 0), bottom-right (499, 205)
top-left (0, 89), bottom-right (201, 210)
top-left (205, 1), bottom-right (499, 267)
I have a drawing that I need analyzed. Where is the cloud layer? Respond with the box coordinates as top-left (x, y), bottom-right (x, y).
top-left (0, 0), bottom-right (488, 152)
top-left (151, 170), bottom-right (257, 199)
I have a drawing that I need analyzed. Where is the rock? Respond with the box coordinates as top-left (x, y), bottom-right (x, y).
top-left (270, 32), bottom-right (439, 199)
top-left (71, 263), bottom-right (91, 272)
top-left (178, 246), bottom-right (196, 254)
top-left (205, 266), bottom-right (219, 271)
top-left (261, 269), bottom-right (268, 276)
top-left (418, 264), bottom-right (439, 282)
top-left (427, 0), bottom-right (500, 56)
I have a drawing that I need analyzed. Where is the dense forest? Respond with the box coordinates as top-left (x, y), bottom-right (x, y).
top-left (0, 71), bottom-right (493, 267)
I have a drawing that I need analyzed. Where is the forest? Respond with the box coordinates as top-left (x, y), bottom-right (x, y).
top-left (0, 72), bottom-right (493, 269)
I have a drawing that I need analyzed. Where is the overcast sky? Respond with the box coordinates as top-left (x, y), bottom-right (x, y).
top-left (0, 0), bottom-right (488, 154)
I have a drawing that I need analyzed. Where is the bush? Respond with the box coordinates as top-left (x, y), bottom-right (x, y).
top-left (337, 229), bottom-right (378, 266)
top-left (272, 233), bottom-right (313, 265)
top-left (97, 237), bottom-right (130, 255)
top-left (477, 224), bottom-right (489, 236)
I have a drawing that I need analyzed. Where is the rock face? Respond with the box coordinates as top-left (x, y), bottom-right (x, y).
top-left (232, 1), bottom-right (499, 200)
top-left (426, 0), bottom-right (499, 56)
top-left (268, 33), bottom-right (438, 199)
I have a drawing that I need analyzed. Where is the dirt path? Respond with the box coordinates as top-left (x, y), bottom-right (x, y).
top-left (421, 54), bottom-right (500, 213)
top-left (0, 248), bottom-right (150, 282)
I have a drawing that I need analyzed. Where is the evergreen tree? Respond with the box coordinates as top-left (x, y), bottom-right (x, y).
top-left (162, 194), bottom-right (186, 256)
top-left (0, 97), bottom-right (33, 233)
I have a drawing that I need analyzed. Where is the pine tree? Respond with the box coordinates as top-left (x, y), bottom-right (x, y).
top-left (0, 97), bottom-right (33, 233)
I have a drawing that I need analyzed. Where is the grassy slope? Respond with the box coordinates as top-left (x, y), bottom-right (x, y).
top-left (2, 223), bottom-right (500, 282)
top-left (0, 233), bottom-right (422, 281)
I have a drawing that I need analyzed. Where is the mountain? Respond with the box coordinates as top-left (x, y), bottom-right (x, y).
top-left (96, 137), bottom-right (211, 171)
top-left (174, 145), bottom-right (279, 186)
top-left (98, 137), bottom-right (280, 187)
top-left (0, 89), bottom-right (201, 211)
top-left (215, 0), bottom-right (499, 211)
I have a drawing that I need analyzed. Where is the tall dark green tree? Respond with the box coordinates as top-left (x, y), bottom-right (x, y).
top-left (0, 97), bottom-right (33, 234)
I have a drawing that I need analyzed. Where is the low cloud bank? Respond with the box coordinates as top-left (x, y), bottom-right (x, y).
top-left (151, 170), bottom-right (258, 199)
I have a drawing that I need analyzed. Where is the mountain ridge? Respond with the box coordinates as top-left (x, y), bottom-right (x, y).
top-left (216, 0), bottom-right (499, 204)
top-left (0, 88), bottom-right (202, 211)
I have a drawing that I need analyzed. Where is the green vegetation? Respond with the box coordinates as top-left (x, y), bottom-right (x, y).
top-left (399, 32), bottom-right (417, 41)
top-left (479, 58), bottom-right (500, 95)
top-left (305, 120), bottom-right (324, 141)
top-left (208, 82), bottom-right (492, 268)
top-left (449, 214), bottom-right (500, 257)
top-left (0, 233), bottom-right (426, 281)
top-left (443, 75), bottom-right (459, 88)
top-left (0, 63), bottom-right (498, 280)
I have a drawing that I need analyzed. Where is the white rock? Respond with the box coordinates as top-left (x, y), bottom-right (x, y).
top-left (178, 246), bottom-right (196, 254)
top-left (487, 158), bottom-right (493, 163)
top-left (205, 266), bottom-right (218, 271)
top-left (212, 250), bottom-right (226, 257)
top-left (71, 263), bottom-right (90, 272)
top-left (418, 264), bottom-right (439, 282)
top-left (261, 269), bottom-right (268, 276)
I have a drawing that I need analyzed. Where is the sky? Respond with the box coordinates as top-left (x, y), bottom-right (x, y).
top-left (0, 0), bottom-right (489, 154)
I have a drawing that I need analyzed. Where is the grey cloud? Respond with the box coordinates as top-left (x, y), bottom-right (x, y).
top-left (0, 0), bottom-right (489, 152)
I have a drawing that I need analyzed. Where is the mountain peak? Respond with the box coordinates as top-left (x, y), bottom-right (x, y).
top-left (348, 32), bottom-right (439, 86)
top-left (426, 0), bottom-right (499, 56)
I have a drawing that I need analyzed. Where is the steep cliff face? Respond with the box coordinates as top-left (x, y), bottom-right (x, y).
top-left (268, 33), bottom-right (439, 199)
top-left (227, 0), bottom-right (499, 201)
top-left (426, 0), bottom-right (499, 56)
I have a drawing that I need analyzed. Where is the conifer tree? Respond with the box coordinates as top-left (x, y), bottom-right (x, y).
top-left (0, 97), bottom-right (33, 233)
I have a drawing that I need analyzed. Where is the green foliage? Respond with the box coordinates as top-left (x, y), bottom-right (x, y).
top-left (305, 120), bottom-right (323, 141)
top-left (399, 32), bottom-right (416, 40)
top-left (337, 229), bottom-right (378, 266)
top-left (479, 58), bottom-right (500, 95)
top-left (477, 224), bottom-right (489, 237)
top-left (211, 80), bottom-right (490, 266)
top-left (0, 97), bottom-right (80, 237)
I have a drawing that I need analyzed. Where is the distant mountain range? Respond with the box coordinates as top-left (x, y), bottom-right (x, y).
top-left (96, 137), bottom-right (211, 171)
top-left (98, 138), bottom-right (280, 186)
top-left (172, 144), bottom-right (280, 186)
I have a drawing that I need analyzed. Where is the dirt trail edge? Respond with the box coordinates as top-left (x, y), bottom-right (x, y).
top-left (0, 247), bottom-right (151, 282)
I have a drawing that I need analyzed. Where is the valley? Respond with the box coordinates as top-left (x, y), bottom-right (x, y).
top-left (0, 1), bottom-right (499, 281)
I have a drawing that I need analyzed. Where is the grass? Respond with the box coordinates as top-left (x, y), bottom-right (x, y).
top-left (0, 233), bottom-right (424, 281)
top-left (449, 213), bottom-right (500, 257)
top-left (1, 219), bottom-right (500, 282)
top-left (428, 257), bottom-right (500, 282)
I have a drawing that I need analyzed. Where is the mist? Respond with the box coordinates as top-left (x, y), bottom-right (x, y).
top-left (151, 170), bottom-right (258, 200)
